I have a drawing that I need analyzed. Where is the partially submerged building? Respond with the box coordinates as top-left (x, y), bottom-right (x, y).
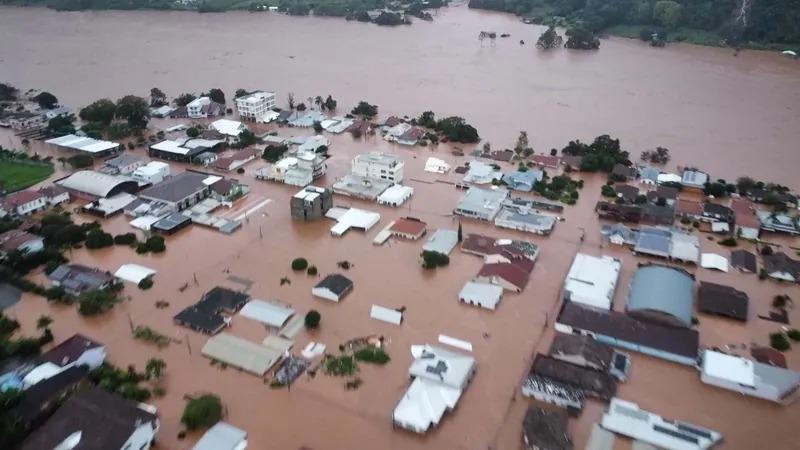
top-left (192, 421), bottom-right (248, 450)
top-left (389, 217), bottom-right (427, 240)
top-left (392, 345), bottom-right (476, 434)
top-left (0, 229), bottom-right (44, 257)
top-left (503, 170), bottom-right (543, 192)
top-left (422, 229), bottom-right (459, 255)
top-left (174, 287), bottom-right (249, 335)
top-left (201, 333), bottom-right (282, 376)
top-left (312, 274), bottom-right (353, 302)
top-left (326, 207), bottom-right (380, 236)
top-left (235, 90), bottom-right (276, 122)
top-left (530, 354), bottom-right (617, 401)
top-left (19, 386), bottom-right (159, 450)
top-left (627, 265), bottom-right (694, 328)
top-left (453, 187), bottom-right (509, 221)
top-left (522, 407), bottom-right (573, 450)
top-left (45, 133), bottom-right (121, 158)
top-left (563, 254), bottom-right (621, 310)
top-left (48, 264), bottom-right (115, 296)
top-left (730, 249), bottom-right (757, 273)
top-left (57, 170), bottom-right (139, 201)
top-left (555, 302), bottom-right (700, 366)
top-left (149, 137), bottom-right (224, 163)
top-left (697, 281), bottom-right (748, 321)
top-left (290, 185), bottom-right (333, 220)
top-left (458, 281), bottom-right (504, 310)
top-left (352, 152), bottom-right (405, 184)
top-left (138, 171), bottom-right (213, 211)
top-left (762, 252), bottom-right (800, 283)
top-left (633, 227), bottom-right (699, 264)
top-left (22, 334), bottom-right (106, 388)
top-left (463, 160), bottom-right (502, 184)
top-left (377, 184), bottom-right (414, 207)
top-left (332, 174), bottom-right (393, 201)
top-left (494, 207), bottom-right (556, 235)
top-left (700, 350), bottom-right (800, 405)
top-left (258, 150), bottom-right (327, 187)
top-left (601, 398), bottom-right (721, 450)
top-left (548, 334), bottom-right (630, 381)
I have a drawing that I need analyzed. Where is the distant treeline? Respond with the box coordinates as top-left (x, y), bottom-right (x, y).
top-left (468, 0), bottom-right (800, 47)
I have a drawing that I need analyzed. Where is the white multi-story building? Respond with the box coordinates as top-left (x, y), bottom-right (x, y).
top-left (235, 91), bottom-right (277, 122)
top-left (352, 152), bottom-right (404, 184)
top-left (187, 97), bottom-right (212, 118)
top-left (132, 161), bottom-right (171, 184)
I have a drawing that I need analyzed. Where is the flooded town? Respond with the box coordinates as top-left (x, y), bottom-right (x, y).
top-left (1, 4), bottom-right (800, 450)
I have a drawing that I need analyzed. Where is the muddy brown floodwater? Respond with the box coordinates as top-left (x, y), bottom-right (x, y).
top-left (2, 4), bottom-right (800, 450)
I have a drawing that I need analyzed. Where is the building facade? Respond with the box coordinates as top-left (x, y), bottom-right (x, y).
top-left (235, 91), bottom-right (276, 122)
top-left (352, 152), bottom-right (404, 184)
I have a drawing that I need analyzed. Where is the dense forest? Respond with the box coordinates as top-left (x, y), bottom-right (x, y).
top-left (468, 0), bottom-right (800, 47)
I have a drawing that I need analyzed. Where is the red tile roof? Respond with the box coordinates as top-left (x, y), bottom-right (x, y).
top-left (477, 262), bottom-right (530, 291)
top-left (389, 218), bottom-right (427, 238)
top-left (676, 199), bottom-right (703, 216)
top-left (2, 190), bottom-right (44, 208)
top-left (530, 154), bottom-right (561, 169)
top-left (730, 198), bottom-right (760, 229)
top-left (0, 230), bottom-right (42, 252)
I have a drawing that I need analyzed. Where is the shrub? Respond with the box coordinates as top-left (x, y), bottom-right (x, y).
top-left (324, 355), bottom-right (357, 376)
top-left (337, 260), bottom-right (351, 270)
top-left (114, 233), bottom-right (137, 246)
top-left (85, 229), bottom-right (113, 249)
top-left (770, 332), bottom-right (790, 352)
top-left (719, 237), bottom-right (737, 247)
top-left (601, 185), bottom-right (616, 198)
top-left (772, 295), bottom-right (792, 309)
top-left (354, 347), bottom-right (390, 365)
top-left (136, 243), bottom-right (149, 254)
top-left (307, 265), bottom-right (317, 276)
top-left (152, 386), bottom-right (166, 398)
top-left (421, 250), bottom-right (449, 269)
top-left (181, 394), bottom-right (223, 431)
top-left (133, 325), bottom-right (170, 348)
top-left (145, 236), bottom-right (166, 253)
top-left (77, 289), bottom-right (119, 316)
top-left (761, 245), bottom-right (774, 256)
top-left (291, 258), bottom-right (308, 271)
top-left (345, 378), bottom-right (363, 390)
top-left (138, 277), bottom-right (154, 290)
top-left (787, 329), bottom-right (800, 342)
top-left (305, 310), bottom-right (321, 329)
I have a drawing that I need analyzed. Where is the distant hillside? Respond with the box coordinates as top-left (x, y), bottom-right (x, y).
top-left (468, 0), bottom-right (800, 49)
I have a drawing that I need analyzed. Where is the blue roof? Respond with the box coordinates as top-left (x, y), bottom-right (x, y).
top-left (627, 265), bottom-right (694, 327)
top-left (634, 228), bottom-right (671, 256)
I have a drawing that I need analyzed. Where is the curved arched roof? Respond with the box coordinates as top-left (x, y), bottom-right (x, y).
top-left (627, 265), bottom-right (694, 327)
top-left (57, 170), bottom-right (138, 198)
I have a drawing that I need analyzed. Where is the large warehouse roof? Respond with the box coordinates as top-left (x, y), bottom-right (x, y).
top-left (201, 333), bottom-right (281, 376)
top-left (564, 253), bottom-right (621, 310)
top-left (627, 265), bottom-right (694, 328)
top-left (46, 134), bottom-right (119, 154)
top-left (57, 170), bottom-right (138, 198)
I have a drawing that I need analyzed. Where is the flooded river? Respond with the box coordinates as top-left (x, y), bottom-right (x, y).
top-left (2, 5), bottom-right (800, 450)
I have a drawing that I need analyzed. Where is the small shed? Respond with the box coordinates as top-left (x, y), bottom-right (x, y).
top-left (312, 274), bottom-right (354, 302)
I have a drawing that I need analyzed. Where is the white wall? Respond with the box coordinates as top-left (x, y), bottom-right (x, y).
top-left (311, 287), bottom-right (340, 302)
top-left (75, 346), bottom-right (107, 370)
top-left (119, 420), bottom-right (158, 450)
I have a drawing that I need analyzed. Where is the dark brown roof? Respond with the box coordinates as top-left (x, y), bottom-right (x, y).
top-left (556, 302), bottom-right (700, 361)
top-left (40, 334), bottom-right (104, 368)
top-left (750, 346), bottom-right (788, 368)
top-left (595, 202), bottom-right (642, 223)
top-left (522, 407), bottom-right (573, 450)
top-left (383, 116), bottom-right (403, 127)
top-left (561, 155), bottom-right (583, 169)
top-left (614, 184), bottom-right (640, 201)
top-left (697, 281), bottom-right (749, 321)
top-left (763, 252), bottom-right (800, 279)
top-left (641, 203), bottom-right (675, 225)
top-left (10, 366), bottom-right (88, 424)
top-left (530, 154), bottom-right (561, 168)
top-left (549, 334), bottom-right (615, 371)
top-left (38, 185), bottom-right (68, 198)
top-left (20, 386), bottom-right (157, 450)
top-left (730, 249), bottom-right (757, 273)
top-left (0, 229), bottom-right (41, 253)
top-left (531, 354), bottom-right (617, 400)
top-left (477, 262), bottom-right (529, 291)
top-left (612, 164), bottom-right (637, 179)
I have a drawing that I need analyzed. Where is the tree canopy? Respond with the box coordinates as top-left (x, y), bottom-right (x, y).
top-left (351, 101), bottom-right (378, 119)
top-left (115, 95), bottom-right (149, 129)
top-left (207, 88), bottom-right (225, 105)
top-left (79, 99), bottom-right (116, 125)
top-left (565, 26), bottom-right (600, 50)
top-left (149, 87), bottom-right (167, 107)
top-left (34, 91), bottom-right (58, 109)
top-left (181, 394), bottom-right (223, 430)
top-left (537, 26), bottom-right (563, 49)
top-left (561, 134), bottom-right (630, 172)
top-left (435, 116), bottom-right (480, 143)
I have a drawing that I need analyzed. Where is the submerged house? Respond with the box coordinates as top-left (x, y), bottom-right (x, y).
top-left (700, 350), bottom-right (800, 405)
top-left (626, 265), bottom-right (695, 328)
top-left (563, 253), bottom-right (621, 310)
top-left (290, 185), bottom-right (333, 220)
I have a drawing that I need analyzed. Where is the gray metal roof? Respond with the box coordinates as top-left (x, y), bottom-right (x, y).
top-left (192, 422), bottom-right (247, 450)
top-left (633, 228), bottom-right (671, 257)
top-left (139, 171), bottom-right (209, 203)
top-left (627, 265), bottom-right (694, 327)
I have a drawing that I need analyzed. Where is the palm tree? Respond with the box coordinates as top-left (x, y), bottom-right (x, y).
top-left (36, 315), bottom-right (53, 331)
top-left (145, 358), bottom-right (166, 380)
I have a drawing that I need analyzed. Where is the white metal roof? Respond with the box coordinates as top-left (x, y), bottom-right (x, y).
top-left (239, 300), bottom-right (295, 328)
top-left (192, 422), bottom-right (247, 450)
top-left (393, 377), bottom-right (462, 433)
top-left (700, 253), bottom-right (729, 272)
top-left (210, 119), bottom-right (246, 137)
top-left (409, 345), bottom-right (475, 389)
top-left (46, 134), bottom-right (119, 153)
top-left (424, 157), bottom-right (450, 174)
top-left (377, 185), bottom-right (413, 204)
top-left (329, 208), bottom-right (380, 236)
top-left (22, 362), bottom-right (63, 387)
top-left (422, 229), bottom-right (458, 255)
top-left (57, 170), bottom-right (135, 197)
top-left (370, 305), bottom-right (402, 325)
top-left (458, 281), bottom-right (503, 309)
top-left (701, 350), bottom-right (754, 386)
top-left (129, 215), bottom-right (160, 231)
top-left (114, 264), bottom-right (156, 284)
top-left (564, 254), bottom-right (621, 310)
top-left (151, 140), bottom-right (190, 155)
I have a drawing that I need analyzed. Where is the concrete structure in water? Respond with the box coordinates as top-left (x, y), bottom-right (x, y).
top-left (290, 185), bottom-right (333, 220)
top-left (453, 187), bottom-right (509, 221)
top-left (235, 90), bottom-right (276, 122)
top-left (700, 350), bottom-right (800, 405)
top-left (563, 253), bottom-right (621, 310)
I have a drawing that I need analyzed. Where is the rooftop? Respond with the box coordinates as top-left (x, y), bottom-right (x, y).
top-left (549, 333), bottom-right (616, 372)
top-left (522, 407), bottom-right (573, 450)
top-left (628, 264), bottom-right (695, 328)
top-left (390, 217), bottom-right (427, 237)
top-left (46, 133), bottom-right (119, 154)
top-left (139, 171), bottom-right (210, 203)
top-left (531, 354), bottom-right (617, 400)
top-left (40, 334), bottom-right (103, 368)
top-left (564, 253), bottom-right (621, 310)
top-left (192, 422), bottom-right (247, 450)
top-left (409, 344), bottom-right (476, 389)
top-left (314, 274), bottom-right (353, 296)
top-left (697, 281), bottom-right (748, 321)
top-left (422, 229), bottom-right (459, 255)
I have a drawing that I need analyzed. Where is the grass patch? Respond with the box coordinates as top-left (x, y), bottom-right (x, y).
top-left (324, 355), bottom-right (358, 376)
top-left (354, 347), bottom-right (390, 365)
top-left (0, 160), bottom-right (54, 192)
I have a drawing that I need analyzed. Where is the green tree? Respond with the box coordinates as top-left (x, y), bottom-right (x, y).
top-left (34, 91), bottom-right (58, 109)
top-left (79, 99), bottom-right (116, 125)
top-left (234, 88), bottom-right (249, 99)
top-left (653, 1), bottom-right (683, 29)
top-left (149, 87), bottom-right (167, 107)
top-left (291, 258), bottom-right (308, 271)
top-left (435, 116), bottom-right (479, 143)
top-left (536, 26), bottom-right (563, 49)
top-left (145, 358), bottom-right (166, 380)
top-left (421, 250), bottom-right (450, 269)
top-left (78, 289), bottom-right (119, 316)
top-left (181, 394), bottom-right (222, 430)
top-left (324, 95), bottom-right (337, 111)
top-left (208, 88), bottom-right (225, 105)
top-left (305, 310), bottom-right (321, 329)
top-left (174, 93), bottom-right (196, 107)
top-left (85, 228), bottom-right (113, 249)
top-left (35, 315), bottom-right (53, 331)
top-left (47, 114), bottom-right (76, 136)
top-left (351, 101), bottom-right (378, 119)
top-left (0, 82), bottom-right (19, 101)
top-left (565, 26), bottom-right (600, 50)
top-left (67, 154), bottom-right (93, 169)
top-left (186, 127), bottom-right (200, 138)
top-left (115, 95), bottom-right (149, 129)
top-left (237, 129), bottom-right (257, 148)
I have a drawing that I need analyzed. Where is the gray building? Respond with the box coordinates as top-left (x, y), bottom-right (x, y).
top-left (138, 171), bottom-right (212, 211)
top-left (291, 186), bottom-right (333, 221)
top-left (453, 187), bottom-right (509, 221)
top-left (48, 264), bottom-right (116, 296)
top-left (627, 264), bottom-right (694, 328)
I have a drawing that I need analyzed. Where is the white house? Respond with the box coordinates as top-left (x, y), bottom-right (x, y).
top-left (187, 97), bottom-right (212, 118)
top-left (563, 253), bottom-right (621, 310)
top-left (0, 190), bottom-right (47, 217)
top-left (701, 350), bottom-right (800, 405)
top-left (312, 274), bottom-right (353, 302)
top-left (352, 152), bottom-right (404, 184)
top-left (297, 135), bottom-right (329, 153)
top-left (393, 345), bottom-right (476, 434)
top-left (424, 157), bottom-right (451, 174)
top-left (38, 185), bottom-right (71, 206)
top-left (235, 90), bottom-right (276, 123)
top-left (18, 386), bottom-right (159, 450)
top-left (458, 281), bottom-right (504, 310)
top-left (132, 161), bottom-right (171, 184)
top-left (0, 230), bottom-right (44, 257)
top-left (22, 334), bottom-right (106, 388)
top-left (210, 119), bottom-right (247, 143)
